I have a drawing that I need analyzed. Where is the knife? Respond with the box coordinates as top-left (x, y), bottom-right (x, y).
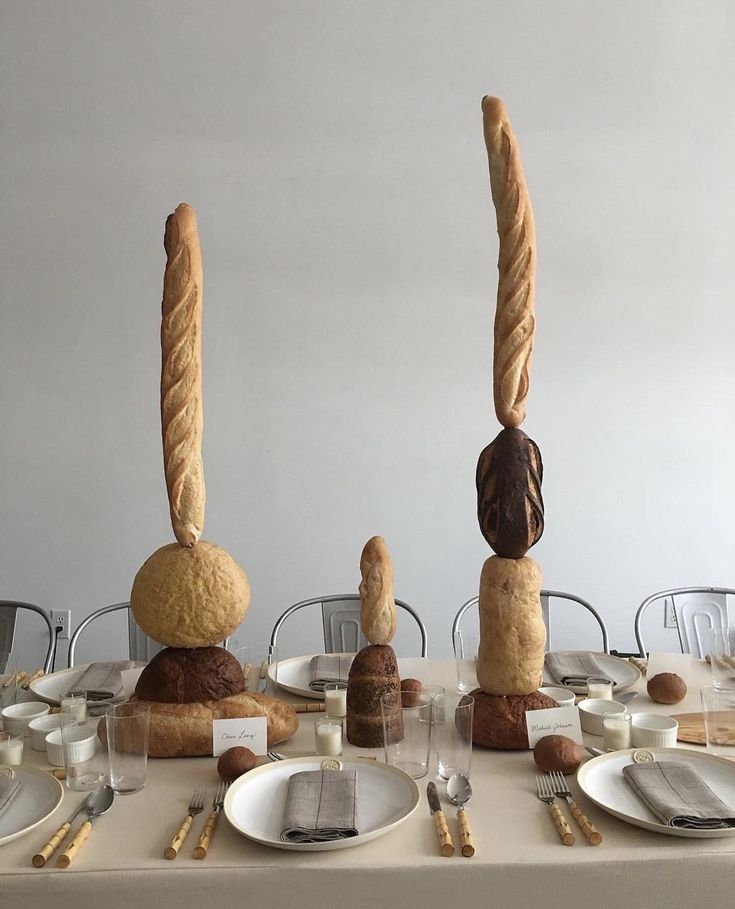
top-left (426, 782), bottom-right (454, 857)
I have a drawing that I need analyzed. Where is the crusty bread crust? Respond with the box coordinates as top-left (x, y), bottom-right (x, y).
top-left (482, 96), bottom-right (536, 430)
top-left (161, 202), bottom-right (205, 546)
top-left (358, 536), bottom-right (397, 645)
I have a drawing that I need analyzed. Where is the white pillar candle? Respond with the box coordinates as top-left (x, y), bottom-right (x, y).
top-left (587, 679), bottom-right (613, 701)
top-left (324, 686), bottom-right (347, 719)
top-left (603, 713), bottom-right (631, 751)
top-left (60, 692), bottom-right (87, 723)
top-left (0, 733), bottom-right (23, 765)
top-left (315, 720), bottom-right (342, 756)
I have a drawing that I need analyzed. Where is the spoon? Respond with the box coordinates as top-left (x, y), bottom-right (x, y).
top-left (446, 773), bottom-right (475, 857)
top-left (57, 785), bottom-right (115, 867)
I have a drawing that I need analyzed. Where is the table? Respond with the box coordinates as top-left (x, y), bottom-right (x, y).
top-left (2, 658), bottom-right (734, 909)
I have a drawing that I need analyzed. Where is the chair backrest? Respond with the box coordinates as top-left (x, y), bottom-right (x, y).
top-left (67, 603), bottom-right (165, 667)
top-left (269, 594), bottom-right (428, 657)
top-left (634, 587), bottom-right (735, 658)
top-left (451, 590), bottom-right (610, 654)
top-left (0, 601), bottom-right (56, 674)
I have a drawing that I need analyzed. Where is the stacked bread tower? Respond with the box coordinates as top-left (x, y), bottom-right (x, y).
top-left (470, 98), bottom-right (556, 749)
top-left (346, 536), bottom-right (403, 747)
top-left (127, 203), bottom-right (297, 757)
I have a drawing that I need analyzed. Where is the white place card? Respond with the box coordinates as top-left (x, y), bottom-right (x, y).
top-left (120, 668), bottom-right (145, 698)
top-left (646, 651), bottom-right (692, 683)
top-left (212, 716), bottom-right (268, 757)
top-left (525, 706), bottom-right (583, 749)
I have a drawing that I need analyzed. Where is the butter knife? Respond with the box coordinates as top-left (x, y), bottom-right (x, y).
top-left (426, 782), bottom-right (454, 857)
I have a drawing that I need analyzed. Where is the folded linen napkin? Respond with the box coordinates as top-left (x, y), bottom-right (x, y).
top-left (309, 653), bottom-right (355, 692)
top-left (623, 761), bottom-right (735, 829)
top-left (73, 661), bottom-right (137, 698)
top-left (0, 770), bottom-right (21, 819)
top-left (544, 651), bottom-right (612, 686)
top-left (281, 769), bottom-right (359, 843)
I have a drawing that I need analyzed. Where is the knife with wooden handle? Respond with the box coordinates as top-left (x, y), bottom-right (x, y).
top-left (426, 782), bottom-right (454, 857)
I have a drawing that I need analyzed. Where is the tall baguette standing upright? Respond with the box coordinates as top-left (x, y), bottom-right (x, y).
top-left (161, 203), bottom-right (205, 547)
top-left (482, 95), bottom-right (536, 431)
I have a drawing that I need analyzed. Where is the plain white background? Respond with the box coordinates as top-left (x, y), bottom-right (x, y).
top-left (2, 1), bottom-right (734, 668)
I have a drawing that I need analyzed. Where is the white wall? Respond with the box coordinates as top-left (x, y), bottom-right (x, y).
top-left (2, 1), bottom-right (735, 670)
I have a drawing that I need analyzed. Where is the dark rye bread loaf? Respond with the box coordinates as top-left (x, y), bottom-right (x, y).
top-left (346, 644), bottom-right (403, 748)
top-left (470, 689), bottom-right (557, 749)
top-left (476, 427), bottom-right (544, 559)
top-left (135, 646), bottom-right (245, 703)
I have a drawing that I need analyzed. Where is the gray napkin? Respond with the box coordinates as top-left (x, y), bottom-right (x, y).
top-left (544, 651), bottom-right (612, 686)
top-left (74, 661), bottom-right (137, 698)
top-left (281, 769), bottom-right (359, 843)
top-left (623, 761), bottom-right (735, 829)
top-left (0, 770), bottom-right (21, 819)
top-left (309, 653), bottom-right (355, 692)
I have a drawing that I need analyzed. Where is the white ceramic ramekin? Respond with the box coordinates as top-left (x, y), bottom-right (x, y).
top-left (28, 713), bottom-right (62, 751)
top-left (578, 698), bottom-right (626, 736)
top-left (1, 701), bottom-right (50, 736)
top-left (537, 686), bottom-right (576, 708)
top-left (631, 713), bottom-right (678, 748)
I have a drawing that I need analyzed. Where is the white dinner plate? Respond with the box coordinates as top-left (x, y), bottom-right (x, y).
top-left (224, 755), bottom-right (420, 851)
top-left (0, 765), bottom-right (64, 846)
top-left (577, 747), bottom-right (735, 838)
top-left (29, 663), bottom-right (146, 706)
top-left (270, 655), bottom-right (422, 700)
top-left (543, 652), bottom-right (641, 694)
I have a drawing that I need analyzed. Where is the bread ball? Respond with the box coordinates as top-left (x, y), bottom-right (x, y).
top-left (533, 735), bottom-right (584, 773)
top-left (217, 746), bottom-right (257, 781)
top-left (647, 672), bottom-right (687, 705)
top-left (401, 678), bottom-right (423, 707)
top-left (131, 540), bottom-right (250, 647)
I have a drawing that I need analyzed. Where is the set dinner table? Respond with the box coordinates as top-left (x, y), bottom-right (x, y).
top-left (2, 656), bottom-right (734, 909)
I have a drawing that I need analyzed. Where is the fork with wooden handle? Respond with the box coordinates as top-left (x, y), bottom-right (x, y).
top-left (535, 776), bottom-right (575, 845)
top-left (164, 788), bottom-right (206, 859)
top-left (193, 781), bottom-right (229, 859)
top-left (550, 771), bottom-right (602, 845)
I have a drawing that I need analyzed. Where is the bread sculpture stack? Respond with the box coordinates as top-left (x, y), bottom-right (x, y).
top-left (126, 203), bottom-right (297, 757)
top-left (470, 98), bottom-right (556, 749)
top-left (346, 536), bottom-right (403, 747)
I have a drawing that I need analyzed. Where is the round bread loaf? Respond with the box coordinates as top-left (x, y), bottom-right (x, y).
top-left (470, 689), bottom-right (556, 749)
top-left (346, 644), bottom-right (402, 748)
top-left (130, 541), bottom-right (250, 647)
top-left (135, 646), bottom-right (245, 703)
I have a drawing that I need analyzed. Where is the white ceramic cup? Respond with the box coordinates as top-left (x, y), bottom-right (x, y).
top-left (578, 698), bottom-right (626, 736)
top-left (1, 701), bottom-right (50, 736)
top-left (46, 723), bottom-right (98, 766)
top-left (537, 686), bottom-right (576, 708)
top-left (630, 713), bottom-right (678, 748)
top-left (28, 713), bottom-right (63, 751)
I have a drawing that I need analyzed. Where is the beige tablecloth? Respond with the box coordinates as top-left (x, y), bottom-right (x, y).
top-left (2, 658), bottom-right (734, 909)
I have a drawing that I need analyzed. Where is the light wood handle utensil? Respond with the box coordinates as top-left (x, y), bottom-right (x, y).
top-left (193, 809), bottom-right (220, 859)
top-left (33, 821), bottom-right (72, 867)
top-left (165, 815), bottom-right (195, 860)
top-left (548, 802), bottom-right (575, 846)
top-left (567, 798), bottom-right (602, 845)
top-left (457, 807), bottom-right (475, 857)
top-left (293, 702), bottom-right (326, 713)
top-left (56, 820), bottom-right (92, 867)
top-left (426, 781), bottom-right (454, 857)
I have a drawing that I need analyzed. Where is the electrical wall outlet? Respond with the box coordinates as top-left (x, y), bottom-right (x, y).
top-left (51, 609), bottom-right (71, 640)
top-left (664, 600), bottom-right (677, 629)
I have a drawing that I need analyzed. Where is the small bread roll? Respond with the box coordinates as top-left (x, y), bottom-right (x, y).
top-left (359, 536), bottom-right (397, 645)
top-left (482, 96), bottom-right (536, 429)
top-left (161, 203), bottom-right (205, 547)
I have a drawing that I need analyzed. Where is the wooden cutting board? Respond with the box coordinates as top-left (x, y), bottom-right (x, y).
top-left (671, 713), bottom-right (706, 745)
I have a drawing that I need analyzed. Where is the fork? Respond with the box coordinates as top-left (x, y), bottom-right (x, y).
top-left (164, 788), bottom-right (206, 859)
top-left (535, 775), bottom-right (575, 845)
top-left (549, 771), bottom-right (602, 845)
top-left (193, 781), bottom-right (230, 859)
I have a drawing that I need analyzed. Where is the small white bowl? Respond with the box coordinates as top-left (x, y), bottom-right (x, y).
top-left (46, 724), bottom-right (97, 767)
top-left (537, 686), bottom-right (576, 708)
top-left (578, 698), bottom-right (626, 736)
top-left (1, 701), bottom-right (50, 736)
top-left (28, 714), bottom-right (62, 751)
top-left (631, 713), bottom-right (678, 748)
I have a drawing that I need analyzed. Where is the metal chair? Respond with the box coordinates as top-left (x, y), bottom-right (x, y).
top-left (634, 587), bottom-right (735, 658)
top-left (67, 603), bottom-right (165, 667)
top-left (0, 601), bottom-right (56, 674)
top-left (451, 590), bottom-right (610, 654)
top-left (269, 594), bottom-right (428, 657)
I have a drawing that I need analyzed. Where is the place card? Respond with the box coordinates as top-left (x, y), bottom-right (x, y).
top-left (212, 716), bottom-right (268, 757)
top-left (525, 706), bottom-right (583, 749)
top-left (646, 651), bottom-right (692, 683)
top-left (120, 668), bottom-right (145, 698)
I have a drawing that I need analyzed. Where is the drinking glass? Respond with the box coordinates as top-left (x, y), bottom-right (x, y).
top-left (701, 628), bottom-right (735, 689)
top-left (435, 693), bottom-right (474, 780)
top-left (381, 692), bottom-right (432, 779)
top-left (60, 710), bottom-right (109, 791)
top-left (701, 685), bottom-right (735, 758)
top-left (106, 702), bottom-right (150, 794)
top-left (231, 642), bottom-right (278, 694)
top-left (453, 632), bottom-right (479, 693)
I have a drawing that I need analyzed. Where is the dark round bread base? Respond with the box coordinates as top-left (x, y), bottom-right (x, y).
top-left (470, 689), bottom-right (558, 750)
top-left (135, 645), bottom-right (246, 703)
top-left (346, 644), bottom-right (403, 748)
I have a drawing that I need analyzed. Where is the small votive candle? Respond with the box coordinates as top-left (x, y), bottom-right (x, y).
top-left (324, 682), bottom-right (347, 719)
top-left (315, 718), bottom-right (343, 756)
top-left (60, 690), bottom-right (87, 723)
top-left (0, 731), bottom-right (24, 765)
top-left (586, 678), bottom-right (613, 701)
top-left (603, 712), bottom-right (632, 751)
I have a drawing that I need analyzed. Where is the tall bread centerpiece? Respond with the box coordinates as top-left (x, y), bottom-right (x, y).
top-left (471, 98), bottom-right (555, 749)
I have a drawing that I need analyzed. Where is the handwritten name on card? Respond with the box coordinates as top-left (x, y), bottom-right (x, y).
top-left (212, 716), bottom-right (268, 757)
top-left (525, 705), bottom-right (583, 749)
